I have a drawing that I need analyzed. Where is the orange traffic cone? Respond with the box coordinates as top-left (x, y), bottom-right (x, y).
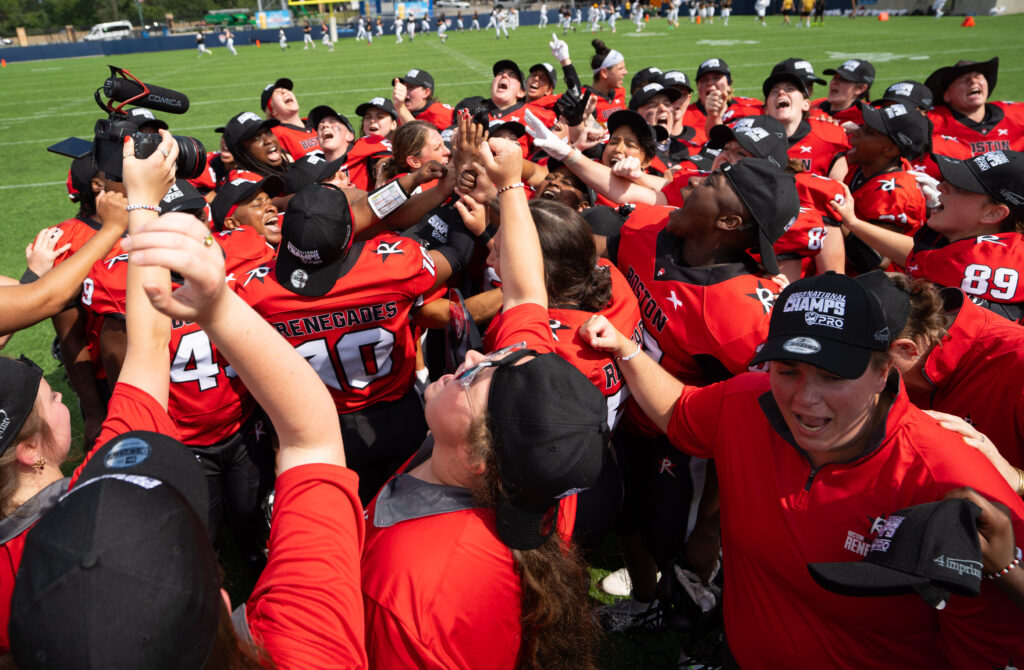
top-left (696, 15), bottom-right (701, 23)
top-left (879, 11), bottom-right (889, 19)
top-left (256, 39), bottom-right (262, 47)
top-left (1, 59), bottom-right (6, 67)
top-left (962, 15), bottom-right (975, 26)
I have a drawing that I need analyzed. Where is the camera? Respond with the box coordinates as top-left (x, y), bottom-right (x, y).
top-left (49, 65), bottom-right (206, 182)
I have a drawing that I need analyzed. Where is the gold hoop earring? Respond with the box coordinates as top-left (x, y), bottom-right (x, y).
top-left (32, 457), bottom-right (46, 472)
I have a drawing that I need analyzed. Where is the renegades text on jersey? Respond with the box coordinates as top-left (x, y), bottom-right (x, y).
top-left (788, 119), bottom-right (850, 176)
top-left (907, 227), bottom-right (1024, 308)
top-left (271, 123), bottom-right (322, 161)
top-left (928, 101), bottom-right (1024, 156)
top-left (235, 233), bottom-right (439, 414)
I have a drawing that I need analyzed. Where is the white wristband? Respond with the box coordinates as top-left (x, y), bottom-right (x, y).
top-left (368, 180), bottom-right (409, 219)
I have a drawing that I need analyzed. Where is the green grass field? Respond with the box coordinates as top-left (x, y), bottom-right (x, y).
top-left (1, 15), bottom-right (1022, 666)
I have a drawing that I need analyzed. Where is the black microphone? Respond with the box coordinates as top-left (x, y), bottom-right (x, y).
top-left (103, 77), bottom-right (190, 114)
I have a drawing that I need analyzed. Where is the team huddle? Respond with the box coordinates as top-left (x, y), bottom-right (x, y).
top-left (1, 32), bottom-right (1024, 670)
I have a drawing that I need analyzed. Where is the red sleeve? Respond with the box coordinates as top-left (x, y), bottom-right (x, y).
top-left (363, 601), bottom-right (449, 670)
top-left (71, 383), bottom-right (180, 484)
top-left (486, 303), bottom-right (555, 353)
top-left (661, 170), bottom-right (695, 208)
top-left (247, 464), bottom-right (367, 670)
top-left (666, 380), bottom-right (733, 459)
top-left (415, 103), bottom-right (454, 132)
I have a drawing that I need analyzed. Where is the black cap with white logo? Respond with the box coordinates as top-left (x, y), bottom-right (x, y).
top-left (823, 59), bottom-right (875, 86)
top-left (880, 80), bottom-right (934, 111)
top-left (751, 272), bottom-right (890, 379)
top-left (696, 57), bottom-right (731, 83)
top-left (222, 111), bottom-right (280, 154)
top-left (935, 150), bottom-right (1024, 220)
top-left (708, 115), bottom-right (790, 169)
top-left (275, 183), bottom-right (355, 297)
top-left (859, 101), bottom-right (930, 160)
top-left (355, 96), bottom-right (399, 120)
top-left (398, 68), bottom-right (435, 91)
top-left (720, 158), bottom-right (800, 276)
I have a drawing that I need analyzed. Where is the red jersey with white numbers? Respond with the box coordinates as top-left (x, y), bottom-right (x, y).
top-left (928, 102), bottom-right (1024, 156)
top-left (788, 119), bottom-right (850, 176)
top-left (342, 135), bottom-right (393, 191)
top-left (907, 228), bottom-right (1024, 306)
top-left (586, 86), bottom-right (627, 124)
top-left (484, 259), bottom-right (643, 430)
top-left (272, 123), bottom-right (322, 161)
top-left (844, 162), bottom-right (927, 235)
top-left (82, 227), bottom-right (274, 445)
top-left (614, 205), bottom-right (777, 434)
top-left (774, 173), bottom-right (844, 259)
top-left (50, 216), bottom-right (108, 380)
top-left (236, 233), bottom-right (439, 414)
top-left (414, 102), bottom-right (455, 132)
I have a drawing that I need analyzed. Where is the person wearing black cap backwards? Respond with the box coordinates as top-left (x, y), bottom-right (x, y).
top-left (392, 68), bottom-right (455, 131)
top-left (830, 150), bottom-right (1024, 321)
top-left (581, 269), bottom-right (1024, 668)
top-left (10, 181), bottom-right (368, 666)
top-left (260, 77), bottom-right (322, 160)
top-left (812, 58), bottom-right (875, 129)
top-left (596, 159), bottom-right (800, 630)
top-left (925, 57), bottom-right (1024, 156)
top-left (362, 137), bottom-right (604, 669)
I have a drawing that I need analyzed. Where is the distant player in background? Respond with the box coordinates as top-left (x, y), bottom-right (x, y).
top-left (781, 0), bottom-right (793, 23)
top-left (472, 10), bottom-right (481, 29)
top-left (755, 0), bottom-right (769, 23)
top-left (321, 21), bottom-right (334, 51)
top-left (813, 0), bottom-right (825, 24)
top-left (376, 16), bottom-right (384, 35)
top-left (395, 15), bottom-right (404, 43)
top-left (721, 0), bottom-right (732, 24)
top-left (303, 22), bottom-right (315, 49)
top-left (539, 2), bottom-right (549, 27)
top-left (457, 11), bottom-right (465, 30)
top-left (437, 13), bottom-right (448, 42)
top-left (798, 0), bottom-right (813, 26)
top-left (223, 27), bottom-right (237, 55)
top-left (407, 13), bottom-right (416, 40)
top-left (278, 28), bottom-right (288, 49)
top-left (356, 16), bottom-right (368, 40)
top-left (196, 31), bottom-right (213, 56)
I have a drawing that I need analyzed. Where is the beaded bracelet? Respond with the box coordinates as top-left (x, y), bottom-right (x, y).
top-left (988, 546), bottom-right (1023, 580)
top-left (496, 182), bottom-right (525, 195)
top-left (125, 204), bottom-right (161, 213)
top-left (617, 343), bottom-right (642, 362)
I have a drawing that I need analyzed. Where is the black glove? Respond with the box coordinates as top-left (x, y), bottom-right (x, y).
top-left (554, 86), bottom-right (592, 126)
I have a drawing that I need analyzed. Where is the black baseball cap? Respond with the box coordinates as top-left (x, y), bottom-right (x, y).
top-left (355, 96), bottom-right (399, 120)
top-left (159, 180), bottom-right (207, 215)
top-left (493, 59), bottom-right (525, 86)
top-left (696, 57), bottom-right (731, 83)
top-left (751, 272), bottom-right (891, 378)
top-left (275, 183), bottom-right (355, 297)
top-left (762, 59), bottom-right (812, 99)
top-left (487, 349), bottom-right (608, 550)
top-left (629, 82), bottom-right (683, 111)
top-left (855, 270), bottom-right (911, 344)
top-left (487, 118), bottom-right (527, 139)
top-left (581, 205), bottom-right (627, 236)
top-left (777, 58), bottom-right (826, 86)
top-left (210, 171), bottom-right (285, 228)
top-left (541, 157), bottom-right (596, 207)
top-left (127, 107), bottom-right (169, 131)
top-left (68, 155), bottom-right (97, 204)
top-left (880, 80), bottom-right (934, 111)
top-left (720, 158), bottom-right (799, 275)
top-left (529, 62), bottom-right (558, 89)
top-left (859, 101), bottom-right (930, 160)
top-left (307, 105), bottom-right (356, 134)
top-left (398, 68), bottom-right (435, 91)
top-left (222, 111), bottom-right (281, 153)
top-left (708, 115), bottom-right (790, 169)
top-left (935, 150), bottom-right (1024, 220)
top-left (0, 356), bottom-right (43, 457)
top-left (808, 499), bottom-right (984, 609)
top-left (925, 57), bottom-right (998, 102)
top-left (10, 432), bottom-right (220, 670)
top-left (284, 151), bottom-right (346, 193)
top-left (260, 77), bottom-right (294, 112)
top-left (823, 59), bottom-right (875, 86)
top-left (607, 110), bottom-right (663, 159)
top-left (661, 70), bottom-right (693, 92)
top-left (630, 66), bottom-right (664, 94)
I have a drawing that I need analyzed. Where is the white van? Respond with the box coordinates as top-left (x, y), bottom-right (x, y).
top-left (82, 21), bottom-right (134, 41)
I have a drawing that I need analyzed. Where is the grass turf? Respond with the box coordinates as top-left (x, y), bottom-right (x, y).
top-left (0, 14), bottom-right (1022, 666)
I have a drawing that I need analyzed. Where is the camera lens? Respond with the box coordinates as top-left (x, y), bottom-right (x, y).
top-left (174, 136), bottom-right (206, 180)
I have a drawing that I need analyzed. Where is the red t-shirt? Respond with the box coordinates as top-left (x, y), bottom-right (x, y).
top-left (236, 234), bottom-right (439, 413)
top-left (414, 102), bottom-right (455, 132)
top-left (907, 228), bottom-right (1024, 306)
top-left (246, 464), bottom-right (367, 669)
top-left (928, 102), bottom-right (1024, 156)
top-left (271, 123), bottom-right (322, 160)
top-left (51, 216), bottom-right (108, 379)
top-left (667, 372), bottom-right (1024, 669)
top-left (789, 119), bottom-right (850, 176)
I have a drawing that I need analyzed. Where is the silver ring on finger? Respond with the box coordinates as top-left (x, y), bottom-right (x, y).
top-left (160, 148), bottom-right (170, 158)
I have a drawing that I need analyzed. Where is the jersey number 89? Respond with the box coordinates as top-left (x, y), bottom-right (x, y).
top-left (962, 263), bottom-right (1019, 301)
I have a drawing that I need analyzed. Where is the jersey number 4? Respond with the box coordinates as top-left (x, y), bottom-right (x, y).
top-left (962, 263), bottom-right (1019, 300)
top-left (295, 327), bottom-right (396, 391)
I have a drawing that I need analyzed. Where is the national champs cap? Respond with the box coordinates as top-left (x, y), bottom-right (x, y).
top-left (859, 101), bottom-right (930, 160)
top-left (880, 80), bottom-right (934, 111)
top-left (355, 96), bottom-right (399, 120)
top-left (629, 82), bottom-right (683, 111)
top-left (662, 70), bottom-right (693, 92)
top-left (398, 68), bottom-right (435, 91)
top-left (307, 104), bottom-right (356, 134)
top-left (10, 431), bottom-right (220, 670)
top-left (762, 59), bottom-right (813, 98)
top-left (808, 499), bottom-right (985, 609)
top-left (708, 115), bottom-right (790, 169)
top-left (751, 272), bottom-right (890, 378)
top-left (222, 111), bottom-right (280, 154)
top-left (486, 350), bottom-right (608, 550)
top-left (696, 57), bottom-right (731, 83)
top-left (720, 157), bottom-right (800, 276)
top-left (855, 270), bottom-right (911, 344)
top-left (127, 107), bottom-right (169, 131)
top-left (529, 62), bottom-right (558, 89)
top-left (159, 179), bottom-right (207, 215)
top-left (275, 183), bottom-right (355, 297)
top-left (607, 110), bottom-right (664, 158)
top-left (823, 59), bottom-right (875, 86)
top-left (630, 66), bottom-right (664, 94)
top-left (493, 59), bottom-right (525, 86)
top-left (934, 150), bottom-right (1024, 220)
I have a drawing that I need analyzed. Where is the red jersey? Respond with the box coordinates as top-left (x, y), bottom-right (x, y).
top-left (909, 134), bottom-right (973, 181)
top-left (342, 135), bottom-right (393, 191)
top-left (586, 85), bottom-right (627, 124)
top-left (271, 123), bottom-right (322, 160)
top-left (810, 99), bottom-right (864, 126)
top-left (844, 163), bottom-right (927, 235)
top-left (907, 228), bottom-right (1024, 306)
top-left (907, 289), bottom-right (1024, 469)
top-left (788, 119), bottom-right (850, 176)
top-left (774, 173), bottom-right (845, 259)
top-left (484, 259), bottom-right (642, 429)
top-left (683, 97), bottom-right (764, 145)
top-left (236, 233), bottom-right (438, 414)
top-left (668, 372), bottom-right (1024, 669)
top-left (187, 152), bottom-right (230, 193)
top-left (413, 101), bottom-right (455, 131)
top-left (84, 229), bottom-right (274, 445)
top-left (614, 205), bottom-right (777, 434)
top-left (660, 164), bottom-right (704, 207)
top-left (928, 102), bottom-right (1024, 156)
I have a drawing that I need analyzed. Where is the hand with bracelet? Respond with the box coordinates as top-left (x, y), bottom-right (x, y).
top-left (122, 130), bottom-right (179, 224)
top-left (477, 137), bottom-right (524, 195)
top-left (578, 314), bottom-right (641, 361)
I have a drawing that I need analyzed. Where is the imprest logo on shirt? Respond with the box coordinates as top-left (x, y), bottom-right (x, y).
top-left (783, 290), bottom-right (846, 329)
